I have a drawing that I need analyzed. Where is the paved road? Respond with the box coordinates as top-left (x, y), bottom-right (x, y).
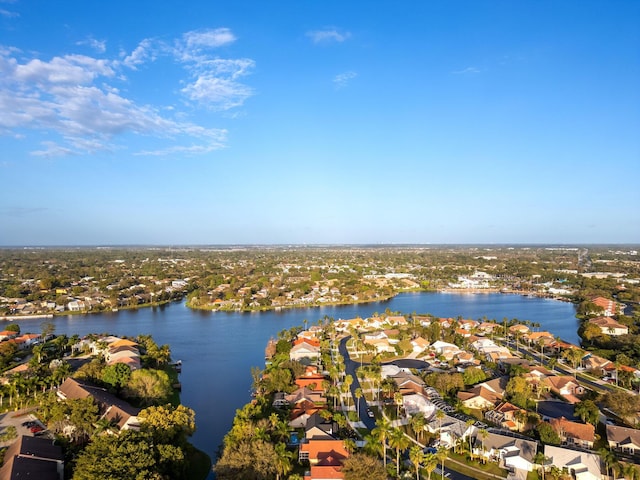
top-left (338, 336), bottom-right (376, 430)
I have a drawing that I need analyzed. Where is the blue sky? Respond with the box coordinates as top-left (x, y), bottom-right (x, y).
top-left (1, 1), bottom-right (638, 245)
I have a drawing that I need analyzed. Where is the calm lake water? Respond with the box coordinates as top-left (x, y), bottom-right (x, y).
top-left (8, 292), bottom-right (577, 478)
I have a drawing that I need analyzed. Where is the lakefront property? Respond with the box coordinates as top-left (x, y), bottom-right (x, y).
top-left (217, 307), bottom-right (640, 480)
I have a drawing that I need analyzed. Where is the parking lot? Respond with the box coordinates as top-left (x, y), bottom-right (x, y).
top-left (0, 408), bottom-right (49, 447)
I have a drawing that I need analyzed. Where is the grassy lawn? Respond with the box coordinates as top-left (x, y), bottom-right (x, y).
top-left (448, 451), bottom-right (508, 479)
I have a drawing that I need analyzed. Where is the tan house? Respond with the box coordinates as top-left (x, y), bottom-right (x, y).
top-left (485, 401), bottom-right (526, 431)
top-left (542, 376), bottom-right (584, 403)
top-left (607, 425), bottom-right (640, 454)
top-left (588, 316), bottom-right (628, 336)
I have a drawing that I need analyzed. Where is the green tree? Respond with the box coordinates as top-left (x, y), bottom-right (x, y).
top-left (372, 418), bottom-right (392, 469)
top-left (5, 324), bottom-right (20, 334)
top-left (73, 431), bottom-right (157, 480)
top-left (214, 439), bottom-right (279, 480)
top-left (409, 445), bottom-right (424, 480)
top-left (139, 404), bottom-right (196, 446)
top-left (389, 427), bottom-right (410, 477)
top-left (536, 422), bottom-right (561, 445)
top-left (462, 366), bottom-right (486, 386)
top-left (124, 368), bottom-right (172, 406)
top-left (102, 363), bottom-right (132, 390)
top-left (342, 453), bottom-right (387, 480)
top-left (574, 400), bottom-right (599, 425)
top-left (423, 452), bottom-right (438, 480)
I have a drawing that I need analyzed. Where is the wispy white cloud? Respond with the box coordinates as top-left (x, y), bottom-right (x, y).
top-left (183, 28), bottom-right (236, 49)
top-left (452, 67), bottom-right (481, 74)
top-left (333, 71), bottom-right (357, 88)
top-left (0, 8), bottom-right (18, 17)
top-left (0, 27), bottom-right (254, 157)
top-left (122, 38), bottom-right (158, 69)
top-left (306, 28), bottom-right (351, 44)
top-left (76, 37), bottom-right (107, 54)
top-left (181, 58), bottom-right (255, 110)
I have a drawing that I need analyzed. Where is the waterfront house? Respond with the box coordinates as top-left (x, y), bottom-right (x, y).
top-left (57, 378), bottom-right (140, 431)
top-left (589, 296), bottom-right (624, 317)
top-left (587, 316), bottom-right (629, 336)
top-left (290, 340), bottom-right (321, 362)
top-left (508, 324), bottom-right (530, 336)
top-left (607, 425), bottom-right (640, 454)
top-left (0, 331), bottom-right (18, 341)
top-left (295, 372), bottom-right (327, 392)
top-left (543, 445), bottom-right (601, 480)
top-left (549, 417), bottom-right (595, 448)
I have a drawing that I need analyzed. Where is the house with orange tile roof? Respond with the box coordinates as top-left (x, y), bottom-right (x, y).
top-left (589, 296), bottom-right (624, 317)
top-left (295, 372), bottom-right (327, 391)
top-left (523, 331), bottom-right (555, 346)
top-left (299, 439), bottom-right (348, 480)
top-left (549, 416), bottom-right (595, 449)
top-left (0, 330), bottom-right (18, 341)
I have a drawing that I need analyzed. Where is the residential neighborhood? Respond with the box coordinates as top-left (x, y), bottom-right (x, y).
top-left (216, 308), bottom-right (640, 480)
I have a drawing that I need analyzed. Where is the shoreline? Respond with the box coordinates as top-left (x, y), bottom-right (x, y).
top-left (0, 289), bottom-right (578, 320)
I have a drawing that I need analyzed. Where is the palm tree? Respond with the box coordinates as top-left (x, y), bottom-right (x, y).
top-left (372, 418), bottom-right (392, 469)
top-left (624, 463), bottom-right (640, 480)
top-left (363, 432), bottom-right (383, 457)
top-left (355, 387), bottom-right (363, 416)
top-left (562, 347), bottom-right (584, 378)
top-left (436, 446), bottom-right (448, 480)
top-left (465, 419), bottom-right (475, 452)
top-left (423, 452), bottom-right (438, 480)
top-left (598, 448), bottom-right (617, 480)
top-left (409, 445), bottom-right (424, 480)
top-left (478, 429), bottom-right (489, 462)
top-left (411, 413), bottom-right (426, 442)
top-left (533, 452), bottom-right (550, 480)
top-left (274, 442), bottom-right (294, 480)
top-left (394, 391), bottom-right (404, 418)
top-left (389, 427), bottom-right (410, 477)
